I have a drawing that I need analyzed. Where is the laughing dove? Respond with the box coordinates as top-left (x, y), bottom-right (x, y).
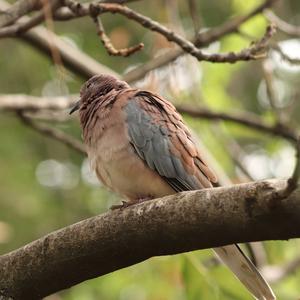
top-left (70, 74), bottom-right (275, 300)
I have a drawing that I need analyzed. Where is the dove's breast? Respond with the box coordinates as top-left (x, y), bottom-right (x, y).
top-left (83, 91), bottom-right (175, 201)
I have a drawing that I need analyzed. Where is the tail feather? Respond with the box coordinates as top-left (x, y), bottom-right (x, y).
top-left (213, 244), bottom-right (276, 300)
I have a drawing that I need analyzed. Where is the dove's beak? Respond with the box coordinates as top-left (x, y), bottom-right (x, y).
top-left (69, 100), bottom-right (80, 115)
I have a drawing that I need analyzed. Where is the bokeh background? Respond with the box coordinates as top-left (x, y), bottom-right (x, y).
top-left (1, 0), bottom-right (300, 299)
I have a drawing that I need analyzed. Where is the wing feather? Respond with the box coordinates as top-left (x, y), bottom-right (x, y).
top-left (124, 91), bottom-right (217, 192)
top-left (123, 90), bottom-right (275, 300)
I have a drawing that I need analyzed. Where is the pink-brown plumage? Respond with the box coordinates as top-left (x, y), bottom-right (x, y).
top-left (72, 74), bottom-right (275, 300)
top-left (80, 88), bottom-right (172, 200)
top-left (78, 75), bottom-right (217, 201)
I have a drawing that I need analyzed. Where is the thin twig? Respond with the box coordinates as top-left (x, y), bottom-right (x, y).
top-left (61, 1), bottom-right (276, 64)
top-left (123, 0), bottom-right (279, 82)
top-left (18, 113), bottom-right (85, 154)
top-left (263, 256), bottom-right (300, 284)
top-left (0, 0), bottom-right (41, 27)
top-left (271, 44), bottom-right (300, 65)
top-left (123, 48), bottom-right (182, 83)
top-left (247, 242), bottom-right (268, 269)
top-left (277, 138), bottom-right (300, 199)
top-left (0, 0), bottom-right (119, 80)
top-left (0, 94), bottom-right (75, 111)
top-left (176, 105), bottom-right (298, 144)
top-left (0, 0), bottom-right (61, 38)
top-left (188, 0), bottom-right (202, 35)
top-left (214, 124), bottom-right (254, 182)
top-left (1, 94), bottom-right (298, 144)
top-left (0, 0), bottom-right (278, 81)
top-left (87, 3), bottom-right (276, 63)
top-left (40, 0), bottom-right (65, 72)
top-left (92, 14), bottom-right (143, 57)
top-left (195, 0), bottom-right (278, 47)
top-left (265, 9), bottom-right (300, 37)
top-left (262, 59), bottom-right (286, 123)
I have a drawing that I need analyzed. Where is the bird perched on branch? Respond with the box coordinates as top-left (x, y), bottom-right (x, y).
top-left (70, 74), bottom-right (275, 300)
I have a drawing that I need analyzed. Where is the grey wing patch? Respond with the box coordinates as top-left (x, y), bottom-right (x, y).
top-left (124, 99), bottom-right (199, 192)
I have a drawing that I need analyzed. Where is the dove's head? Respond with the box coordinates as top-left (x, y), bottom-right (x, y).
top-left (69, 74), bottom-right (129, 114)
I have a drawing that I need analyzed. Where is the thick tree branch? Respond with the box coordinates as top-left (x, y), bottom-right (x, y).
top-left (0, 179), bottom-right (299, 299)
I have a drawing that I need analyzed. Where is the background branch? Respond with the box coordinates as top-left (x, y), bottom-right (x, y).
top-left (0, 0), bottom-right (278, 82)
top-left (177, 105), bottom-right (299, 143)
top-left (92, 14), bottom-right (144, 57)
top-left (0, 0), bottom-right (61, 38)
top-left (18, 113), bottom-right (85, 154)
top-left (0, 0), bottom-right (120, 80)
top-left (0, 0), bottom-right (42, 27)
top-left (265, 10), bottom-right (300, 37)
top-left (1, 94), bottom-right (298, 145)
top-left (123, 0), bottom-right (278, 82)
top-left (263, 256), bottom-right (300, 284)
top-left (1, 94), bottom-right (298, 144)
top-left (84, 3), bottom-right (276, 63)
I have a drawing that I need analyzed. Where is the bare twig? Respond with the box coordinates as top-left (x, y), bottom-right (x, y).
top-left (0, 0), bottom-right (41, 27)
top-left (262, 59), bottom-right (287, 123)
top-left (277, 138), bottom-right (300, 199)
top-left (92, 14), bottom-right (144, 57)
top-left (124, 0), bottom-right (279, 82)
top-left (246, 242), bottom-right (268, 269)
top-left (0, 179), bottom-right (298, 299)
top-left (177, 105), bottom-right (299, 143)
top-left (58, 1), bottom-right (277, 64)
top-left (0, 94), bottom-right (75, 111)
top-left (214, 125), bottom-right (254, 182)
top-left (0, 12), bottom-right (44, 37)
top-left (84, 3), bottom-right (276, 63)
top-left (40, 0), bottom-right (65, 72)
top-left (1, 94), bottom-right (298, 144)
top-left (0, 0), bottom-right (119, 80)
top-left (0, 0), bottom-right (138, 27)
top-left (123, 48), bottom-right (183, 83)
top-left (23, 25), bottom-right (119, 79)
top-left (188, 0), bottom-right (202, 34)
top-left (263, 256), bottom-right (300, 284)
top-left (211, 125), bottom-right (268, 268)
top-left (265, 10), bottom-right (300, 37)
top-left (23, 110), bottom-right (70, 122)
top-left (18, 113), bottom-right (85, 154)
top-left (271, 44), bottom-right (300, 65)
top-left (0, 0), bottom-right (61, 38)
top-left (0, 0), bottom-right (278, 82)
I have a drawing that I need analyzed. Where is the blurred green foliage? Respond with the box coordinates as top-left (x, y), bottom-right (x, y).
top-left (1, 0), bottom-right (300, 299)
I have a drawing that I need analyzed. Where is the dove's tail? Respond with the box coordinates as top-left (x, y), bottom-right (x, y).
top-left (213, 244), bottom-right (276, 300)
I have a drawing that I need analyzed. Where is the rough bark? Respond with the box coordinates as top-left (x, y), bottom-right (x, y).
top-left (0, 179), bottom-right (300, 299)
